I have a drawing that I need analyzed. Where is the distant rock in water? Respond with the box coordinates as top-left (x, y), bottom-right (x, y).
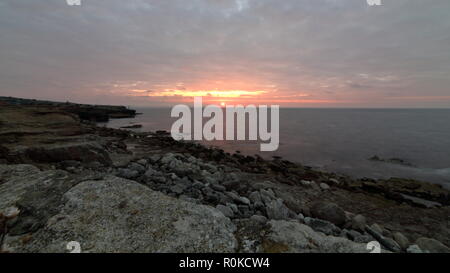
top-left (0, 96), bottom-right (136, 122)
top-left (120, 124), bottom-right (143, 129)
top-left (369, 155), bottom-right (415, 167)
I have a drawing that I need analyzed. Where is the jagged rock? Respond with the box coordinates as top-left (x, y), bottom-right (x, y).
top-left (265, 199), bottom-right (290, 220)
top-left (304, 217), bottom-right (341, 236)
top-left (415, 237), bottom-right (450, 253)
top-left (2, 169), bottom-right (237, 253)
top-left (263, 220), bottom-right (370, 253)
top-left (310, 202), bottom-right (346, 226)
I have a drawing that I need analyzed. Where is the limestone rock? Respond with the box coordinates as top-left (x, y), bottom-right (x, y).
top-left (1, 165), bottom-right (237, 253)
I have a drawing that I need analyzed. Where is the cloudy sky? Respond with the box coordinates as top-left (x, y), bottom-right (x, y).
top-left (0, 0), bottom-right (449, 107)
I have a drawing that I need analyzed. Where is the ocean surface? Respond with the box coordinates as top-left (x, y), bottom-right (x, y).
top-left (102, 108), bottom-right (450, 188)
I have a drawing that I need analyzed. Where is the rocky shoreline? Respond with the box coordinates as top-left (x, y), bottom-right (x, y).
top-left (0, 96), bottom-right (137, 122)
top-left (0, 104), bottom-right (449, 253)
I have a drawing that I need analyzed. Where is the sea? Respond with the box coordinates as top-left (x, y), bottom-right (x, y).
top-left (102, 108), bottom-right (450, 189)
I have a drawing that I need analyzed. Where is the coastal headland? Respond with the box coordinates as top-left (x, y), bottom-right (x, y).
top-left (0, 98), bottom-right (449, 253)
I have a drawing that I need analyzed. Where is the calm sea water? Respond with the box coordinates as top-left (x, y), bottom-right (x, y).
top-left (103, 108), bottom-right (450, 188)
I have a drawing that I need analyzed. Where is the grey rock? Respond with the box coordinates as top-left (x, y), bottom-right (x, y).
top-left (300, 180), bottom-right (312, 187)
top-left (250, 215), bottom-right (268, 224)
top-left (216, 204), bottom-right (234, 218)
top-left (143, 167), bottom-right (157, 178)
top-left (406, 244), bottom-right (423, 253)
top-left (304, 217), bottom-right (341, 236)
top-left (147, 154), bottom-right (161, 164)
top-left (2, 171), bottom-right (237, 253)
top-left (152, 175), bottom-right (167, 184)
top-left (310, 202), bottom-right (346, 226)
top-left (192, 181), bottom-right (204, 189)
top-left (211, 184), bottom-right (226, 192)
top-left (365, 225), bottom-right (401, 252)
top-left (264, 220), bottom-right (369, 253)
top-left (345, 230), bottom-right (373, 243)
top-left (259, 189), bottom-right (275, 205)
top-left (170, 184), bottom-right (186, 195)
top-left (226, 191), bottom-right (250, 205)
top-left (226, 203), bottom-right (238, 214)
top-left (370, 223), bottom-right (383, 235)
top-left (393, 232), bottom-right (410, 250)
top-left (240, 196), bottom-right (251, 205)
top-left (351, 214), bottom-right (366, 231)
top-left (329, 178), bottom-right (340, 185)
top-left (415, 237), bottom-right (450, 253)
top-left (237, 205), bottom-right (253, 218)
top-left (319, 183), bottom-right (330, 190)
top-left (128, 162), bottom-right (146, 173)
top-left (266, 199), bottom-right (290, 220)
top-left (117, 168), bottom-right (140, 179)
top-left (222, 180), bottom-right (240, 191)
top-left (136, 159), bottom-right (148, 166)
top-left (249, 191), bottom-right (262, 204)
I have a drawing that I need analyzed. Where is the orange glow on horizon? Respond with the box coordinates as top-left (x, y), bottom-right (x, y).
top-left (126, 85), bottom-right (342, 106)
top-left (143, 89), bottom-right (267, 98)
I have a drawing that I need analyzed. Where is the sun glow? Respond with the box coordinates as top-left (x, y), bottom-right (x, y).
top-left (142, 89), bottom-right (267, 98)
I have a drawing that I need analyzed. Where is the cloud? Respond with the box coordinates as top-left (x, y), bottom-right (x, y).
top-left (0, 0), bottom-right (449, 107)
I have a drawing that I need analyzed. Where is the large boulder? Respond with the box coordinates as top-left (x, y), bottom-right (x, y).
top-left (415, 238), bottom-right (450, 253)
top-left (310, 202), bottom-right (346, 226)
top-left (1, 164), bottom-right (237, 253)
top-left (262, 220), bottom-right (371, 253)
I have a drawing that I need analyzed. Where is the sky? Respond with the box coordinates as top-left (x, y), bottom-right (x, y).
top-left (0, 0), bottom-right (449, 108)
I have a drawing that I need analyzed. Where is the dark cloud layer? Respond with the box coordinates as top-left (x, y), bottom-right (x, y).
top-left (0, 0), bottom-right (449, 107)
